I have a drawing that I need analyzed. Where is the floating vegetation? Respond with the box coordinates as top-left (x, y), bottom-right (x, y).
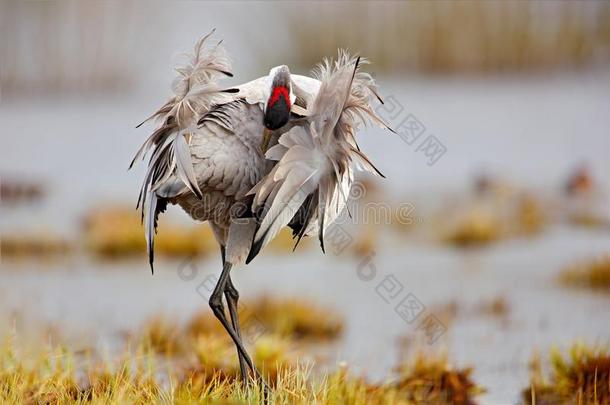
top-left (522, 342), bottom-right (610, 405)
top-left (562, 166), bottom-right (610, 230)
top-left (441, 207), bottom-right (503, 247)
top-left (0, 232), bottom-right (71, 259)
top-left (394, 352), bottom-right (484, 405)
top-left (440, 182), bottom-right (548, 247)
top-left (475, 296), bottom-right (510, 319)
top-left (559, 255), bottom-right (610, 291)
top-left (429, 296), bottom-right (510, 330)
top-left (565, 165), bottom-right (594, 197)
top-left (0, 178), bottom-right (44, 204)
top-left (140, 315), bottom-right (185, 357)
top-left (82, 206), bottom-right (216, 259)
top-left (246, 296), bottom-right (344, 342)
top-left (568, 211), bottom-right (610, 230)
top-left (187, 296), bottom-right (343, 342)
top-left (515, 194), bottom-right (546, 236)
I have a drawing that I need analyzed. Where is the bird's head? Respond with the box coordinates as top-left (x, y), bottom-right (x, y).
top-left (261, 65), bottom-right (294, 153)
top-left (264, 65), bottom-right (294, 131)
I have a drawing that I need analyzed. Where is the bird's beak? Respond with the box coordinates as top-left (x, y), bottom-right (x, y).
top-left (261, 128), bottom-right (272, 155)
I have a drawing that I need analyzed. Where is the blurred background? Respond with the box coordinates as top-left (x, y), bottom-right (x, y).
top-left (1, 1), bottom-right (610, 403)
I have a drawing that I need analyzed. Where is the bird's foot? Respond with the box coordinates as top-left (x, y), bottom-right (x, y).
top-left (258, 377), bottom-right (271, 403)
top-left (249, 367), bottom-right (271, 402)
top-left (239, 367), bottom-right (270, 400)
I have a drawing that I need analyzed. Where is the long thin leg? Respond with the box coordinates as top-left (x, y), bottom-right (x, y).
top-left (225, 277), bottom-right (248, 384)
top-left (209, 261), bottom-right (268, 395)
top-left (219, 247), bottom-right (248, 384)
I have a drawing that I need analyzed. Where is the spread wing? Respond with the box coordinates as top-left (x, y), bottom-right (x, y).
top-left (246, 51), bottom-right (392, 263)
top-left (130, 31), bottom-right (260, 273)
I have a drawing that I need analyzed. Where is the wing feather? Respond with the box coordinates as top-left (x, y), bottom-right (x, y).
top-left (131, 32), bottom-right (267, 273)
top-left (174, 131), bottom-right (203, 199)
top-left (247, 50), bottom-right (390, 263)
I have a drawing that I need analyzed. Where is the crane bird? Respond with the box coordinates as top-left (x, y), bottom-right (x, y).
top-left (131, 30), bottom-right (392, 388)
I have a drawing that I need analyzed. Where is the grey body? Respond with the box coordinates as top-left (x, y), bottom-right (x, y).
top-left (131, 31), bottom-right (391, 391)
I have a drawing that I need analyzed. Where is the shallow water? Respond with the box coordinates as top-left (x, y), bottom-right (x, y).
top-left (2, 71), bottom-right (610, 403)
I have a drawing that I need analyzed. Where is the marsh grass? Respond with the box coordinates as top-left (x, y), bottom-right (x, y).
top-left (0, 1), bottom-right (137, 95)
top-left (568, 211), bottom-right (610, 230)
top-left (81, 207), bottom-right (317, 260)
top-left (0, 232), bottom-right (72, 260)
top-left (430, 296), bottom-right (510, 328)
top-left (244, 297), bottom-right (344, 341)
top-left (394, 353), bottom-right (484, 405)
top-left (0, 338), bottom-right (484, 405)
top-left (187, 297), bottom-right (343, 343)
top-left (475, 296), bottom-right (510, 319)
top-left (523, 343), bottom-right (610, 405)
top-left (82, 206), bottom-right (217, 259)
top-left (559, 255), bottom-right (610, 291)
top-left (137, 296), bottom-right (343, 383)
top-left (439, 189), bottom-right (547, 248)
top-left (283, 2), bottom-right (610, 74)
top-left (515, 195), bottom-right (546, 236)
top-left (0, 295), bottom-right (484, 404)
top-left (440, 206), bottom-right (503, 247)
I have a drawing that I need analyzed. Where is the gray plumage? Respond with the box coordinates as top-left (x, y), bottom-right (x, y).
top-left (131, 33), bottom-right (391, 273)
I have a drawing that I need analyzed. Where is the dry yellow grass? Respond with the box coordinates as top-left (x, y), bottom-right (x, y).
top-left (0, 179), bottom-right (44, 204)
top-left (439, 189), bottom-right (547, 248)
top-left (391, 206), bottom-right (420, 234)
top-left (265, 228), bottom-right (311, 254)
top-left (186, 296), bottom-right (344, 343)
top-left (82, 206), bottom-right (216, 259)
top-left (515, 195), bottom-right (546, 236)
top-left (0, 336), bottom-right (484, 405)
top-left (283, 2), bottom-right (610, 74)
top-left (475, 296), bottom-right (510, 318)
top-left (0, 232), bottom-right (72, 259)
top-left (559, 255), bottom-right (610, 291)
top-left (523, 342), bottom-right (610, 405)
top-left (134, 295), bottom-right (344, 387)
top-left (568, 211), bottom-right (610, 230)
top-left (187, 334), bottom-right (295, 385)
top-left (245, 296), bottom-right (344, 342)
top-left (140, 315), bottom-right (186, 357)
top-left (441, 208), bottom-right (503, 247)
top-left (0, 291), bottom-right (483, 404)
top-left (394, 353), bottom-right (484, 405)
top-left (429, 296), bottom-right (510, 327)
